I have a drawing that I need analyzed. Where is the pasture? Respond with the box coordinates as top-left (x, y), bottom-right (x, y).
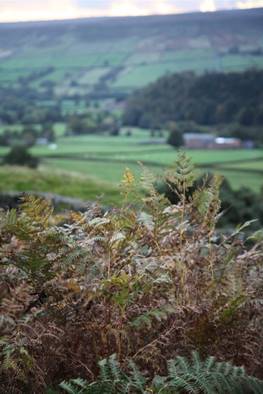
top-left (0, 165), bottom-right (121, 205)
top-left (28, 128), bottom-right (263, 193)
top-left (1, 10), bottom-right (263, 95)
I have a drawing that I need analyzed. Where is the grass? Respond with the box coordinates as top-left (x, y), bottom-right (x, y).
top-left (53, 123), bottom-right (67, 137)
top-left (111, 61), bottom-right (212, 89)
top-left (119, 149), bottom-right (263, 166)
top-left (10, 128), bottom-right (262, 192)
top-left (78, 67), bottom-right (110, 85)
top-left (0, 165), bottom-right (121, 205)
top-left (31, 129), bottom-right (167, 156)
top-left (220, 159), bottom-right (263, 171)
top-left (44, 158), bottom-right (160, 183)
top-left (1, 11), bottom-right (263, 94)
top-left (204, 169), bottom-right (263, 191)
top-left (1, 128), bottom-right (262, 195)
top-left (0, 124), bottom-right (23, 135)
top-left (222, 54), bottom-right (263, 71)
top-left (44, 158), bottom-right (262, 192)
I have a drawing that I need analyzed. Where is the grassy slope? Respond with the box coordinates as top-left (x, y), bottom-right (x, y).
top-left (0, 166), bottom-right (121, 205)
top-left (44, 158), bottom-right (263, 191)
top-left (1, 9), bottom-right (263, 92)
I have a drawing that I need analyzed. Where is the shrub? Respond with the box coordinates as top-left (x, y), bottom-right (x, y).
top-left (167, 122), bottom-right (184, 148)
top-left (2, 145), bottom-right (39, 168)
top-left (0, 153), bottom-right (262, 393)
top-left (156, 172), bottom-right (263, 230)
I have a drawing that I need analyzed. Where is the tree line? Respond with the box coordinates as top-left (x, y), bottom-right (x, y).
top-left (123, 69), bottom-right (263, 143)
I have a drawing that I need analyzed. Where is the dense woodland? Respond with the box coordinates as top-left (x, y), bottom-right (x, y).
top-left (124, 69), bottom-right (263, 143)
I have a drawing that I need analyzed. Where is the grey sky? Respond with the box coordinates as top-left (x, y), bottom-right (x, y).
top-left (0, 0), bottom-right (262, 22)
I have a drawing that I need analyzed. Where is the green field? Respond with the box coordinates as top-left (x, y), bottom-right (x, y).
top-left (27, 129), bottom-right (263, 193)
top-left (0, 165), bottom-right (121, 205)
top-left (1, 128), bottom-right (262, 202)
top-left (1, 9), bottom-right (263, 95)
top-left (221, 159), bottom-right (263, 171)
top-left (1, 9), bottom-right (263, 199)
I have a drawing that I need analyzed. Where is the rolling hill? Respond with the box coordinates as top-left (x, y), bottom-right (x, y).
top-left (1, 8), bottom-right (263, 97)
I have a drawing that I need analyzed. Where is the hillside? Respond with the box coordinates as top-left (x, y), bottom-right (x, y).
top-left (0, 165), bottom-right (121, 205)
top-left (123, 69), bottom-right (263, 143)
top-left (1, 8), bottom-right (263, 96)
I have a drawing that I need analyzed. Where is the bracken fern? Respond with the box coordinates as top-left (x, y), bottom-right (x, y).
top-left (60, 352), bottom-right (263, 394)
top-left (0, 152), bottom-right (262, 393)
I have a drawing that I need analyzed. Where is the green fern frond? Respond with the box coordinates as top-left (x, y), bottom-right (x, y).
top-left (166, 352), bottom-right (263, 394)
top-left (59, 380), bottom-right (83, 394)
top-left (166, 151), bottom-right (196, 195)
top-left (108, 354), bottom-right (123, 381)
top-left (60, 352), bottom-right (263, 393)
top-left (130, 305), bottom-right (175, 329)
top-left (128, 360), bottom-right (146, 391)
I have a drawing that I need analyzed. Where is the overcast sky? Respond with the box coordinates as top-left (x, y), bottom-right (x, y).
top-left (0, 0), bottom-right (262, 23)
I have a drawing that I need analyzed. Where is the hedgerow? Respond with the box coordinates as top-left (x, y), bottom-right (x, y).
top-left (0, 153), bottom-right (262, 393)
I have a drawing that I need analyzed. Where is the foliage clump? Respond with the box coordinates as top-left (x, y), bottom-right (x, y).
top-left (61, 352), bottom-right (263, 393)
top-left (167, 122), bottom-right (184, 148)
top-left (156, 171), bottom-right (263, 230)
top-left (123, 69), bottom-right (263, 144)
top-left (2, 145), bottom-right (39, 168)
top-left (0, 153), bottom-right (262, 393)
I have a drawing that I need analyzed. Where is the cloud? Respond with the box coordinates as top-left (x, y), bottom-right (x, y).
top-left (108, 0), bottom-right (181, 17)
top-left (0, 0), bottom-right (262, 23)
top-left (0, 0), bottom-right (182, 22)
top-left (0, 0), bottom-right (104, 22)
top-left (237, 0), bottom-right (263, 8)
top-left (200, 0), bottom-right (217, 11)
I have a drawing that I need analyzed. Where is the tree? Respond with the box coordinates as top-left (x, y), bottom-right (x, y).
top-left (42, 123), bottom-right (56, 142)
top-left (109, 127), bottom-right (120, 136)
top-left (3, 146), bottom-right (39, 168)
top-left (238, 107), bottom-right (255, 126)
top-left (167, 123), bottom-right (184, 148)
top-left (123, 69), bottom-right (263, 144)
top-left (21, 126), bottom-right (37, 147)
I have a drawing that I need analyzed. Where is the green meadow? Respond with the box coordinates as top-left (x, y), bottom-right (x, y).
top-left (25, 128), bottom-right (263, 195)
top-left (1, 127), bottom-right (262, 199)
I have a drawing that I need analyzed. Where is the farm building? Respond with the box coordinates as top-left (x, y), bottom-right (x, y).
top-left (184, 133), bottom-right (242, 149)
top-left (184, 133), bottom-right (215, 149)
top-left (215, 137), bottom-right (242, 149)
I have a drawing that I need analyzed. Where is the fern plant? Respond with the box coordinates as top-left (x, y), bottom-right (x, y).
top-left (60, 354), bottom-right (146, 394)
top-left (60, 352), bottom-right (263, 394)
top-left (1, 153), bottom-right (262, 393)
top-left (164, 352), bottom-right (263, 394)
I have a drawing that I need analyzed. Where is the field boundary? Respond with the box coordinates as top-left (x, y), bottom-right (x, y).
top-left (42, 154), bottom-right (263, 176)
